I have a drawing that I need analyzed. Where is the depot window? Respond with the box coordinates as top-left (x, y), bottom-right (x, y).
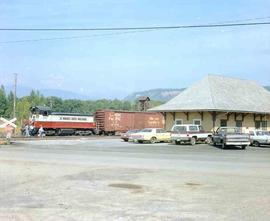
top-left (236, 120), bottom-right (242, 128)
top-left (193, 119), bottom-right (201, 125)
top-left (175, 119), bottom-right (183, 125)
top-left (255, 121), bottom-right (267, 130)
top-left (220, 119), bottom-right (227, 127)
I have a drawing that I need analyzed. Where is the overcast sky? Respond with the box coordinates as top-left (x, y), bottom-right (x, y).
top-left (0, 0), bottom-right (270, 99)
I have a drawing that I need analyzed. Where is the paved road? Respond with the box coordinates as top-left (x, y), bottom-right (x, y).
top-left (0, 138), bottom-right (269, 221)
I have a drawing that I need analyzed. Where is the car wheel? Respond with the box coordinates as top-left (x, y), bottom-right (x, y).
top-left (190, 137), bottom-right (196, 146)
top-left (138, 140), bottom-right (143, 144)
top-left (56, 129), bottom-right (61, 136)
top-left (150, 137), bottom-right (157, 144)
top-left (175, 141), bottom-right (180, 145)
top-left (241, 145), bottom-right (246, 149)
top-left (206, 136), bottom-right (212, 144)
top-left (253, 141), bottom-right (260, 147)
top-left (221, 143), bottom-right (226, 149)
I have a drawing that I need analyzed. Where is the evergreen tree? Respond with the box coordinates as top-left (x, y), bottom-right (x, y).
top-left (0, 87), bottom-right (163, 127)
top-left (0, 85), bottom-right (8, 117)
top-left (5, 91), bottom-right (15, 118)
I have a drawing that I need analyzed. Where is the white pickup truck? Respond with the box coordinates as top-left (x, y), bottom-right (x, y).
top-left (212, 127), bottom-right (250, 149)
top-left (170, 124), bottom-right (212, 145)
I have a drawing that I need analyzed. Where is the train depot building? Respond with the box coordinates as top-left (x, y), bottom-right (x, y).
top-left (150, 75), bottom-right (270, 132)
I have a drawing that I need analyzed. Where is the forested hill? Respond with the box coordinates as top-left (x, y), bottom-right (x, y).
top-left (0, 87), bottom-right (164, 127)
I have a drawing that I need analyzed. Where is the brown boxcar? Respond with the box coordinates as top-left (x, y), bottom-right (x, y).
top-left (95, 110), bottom-right (164, 135)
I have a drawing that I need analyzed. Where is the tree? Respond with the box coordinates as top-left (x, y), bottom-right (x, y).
top-left (27, 90), bottom-right (46, 106)
top-left (45, 96), bottom-right (63, 111)
top-left (16, 98), bottom-right (31, 126)
top-left (0, 85), bottom-right (8, 117)
top-left (5, 91), bottom-right (15, 118)
top-left (122, 101), bottom-right (132, 110)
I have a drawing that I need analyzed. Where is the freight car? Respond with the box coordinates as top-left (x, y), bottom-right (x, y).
top-left (29, 106), bottom-right (96, 136)
top-left (95, 110), bottom-right (165, 135)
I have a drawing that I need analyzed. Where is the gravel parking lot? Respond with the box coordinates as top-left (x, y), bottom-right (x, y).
top-left (0, 138), bottom-right (270, 221)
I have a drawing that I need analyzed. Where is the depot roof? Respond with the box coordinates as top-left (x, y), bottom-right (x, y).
top-left (149, 74), bottom-right (270, 114)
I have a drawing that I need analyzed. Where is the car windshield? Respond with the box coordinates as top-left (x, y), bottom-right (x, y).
top-left (172, 126), bottom-right (186, 132)
top-left (127, 130), bottom-right (139, 133)
top-left (262, 131), bottom-right (270, 135)
top-left (189, 126), bottom-right (198, 131)
top-left (256, 131), bottom-right (264, 136)
top-left (218, 127), bottom-right (241, 134)
top-left (157, 129), bottom-right (166, 133)
top-left (198, 125), bottom-right (204, 131)
top-left (141, 128), bottom-right (152, 133)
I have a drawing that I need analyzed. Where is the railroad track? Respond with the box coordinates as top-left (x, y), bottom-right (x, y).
top-left (2, 135), bottom-right (120, 142)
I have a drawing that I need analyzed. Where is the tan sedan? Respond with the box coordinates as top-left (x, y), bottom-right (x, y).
top-left (129, 128), bottom-right (170, 144)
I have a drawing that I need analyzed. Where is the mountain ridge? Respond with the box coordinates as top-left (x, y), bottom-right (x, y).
top-left (125, 86), bottom-right (270, 102)
top-left (2, 85), bottom-right (270, 101)
top-left (124, 88), bottom-right (186, 101)
top-left (4, 86), bottom-right (90, 100)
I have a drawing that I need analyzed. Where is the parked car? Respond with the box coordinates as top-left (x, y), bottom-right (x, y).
top-left (120, 129), bottom-right (140, 142)
top-left (249, 130), bottom-right (270, 147)
top-left (212, 127), bottom-right (250, 149)
top-left (129, 128), bottom-right (170, 144)
top-left (170, 124), bottom-right (212, 145)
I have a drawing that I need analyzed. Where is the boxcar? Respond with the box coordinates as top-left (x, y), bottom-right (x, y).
top-left (95, 110), bottom-right (165, 135)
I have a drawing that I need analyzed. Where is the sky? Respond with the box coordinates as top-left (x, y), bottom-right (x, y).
top-left (0, 0), bottom-right (270, 99)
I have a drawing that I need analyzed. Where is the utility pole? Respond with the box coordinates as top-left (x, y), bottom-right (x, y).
top-left (50, 99), bottom-right (53, 109)
top-left (13, 73), bottom-right (17, 118)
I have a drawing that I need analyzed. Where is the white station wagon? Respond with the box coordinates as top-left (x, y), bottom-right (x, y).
top-left (249, 130), bottom-right (270, 147)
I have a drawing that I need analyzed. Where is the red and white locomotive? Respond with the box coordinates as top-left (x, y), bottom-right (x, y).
top-left (30, 106), bottom-right (96, 136)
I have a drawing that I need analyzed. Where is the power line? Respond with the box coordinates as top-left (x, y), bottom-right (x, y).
top-left (0, 20), bottom-right (269, 44)
top-left (0, 21), bottom-right (270, 31)
top-left (206, 16), bottom-right (270, 24)
top-left (0, 29), bottom-right (156, 44)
